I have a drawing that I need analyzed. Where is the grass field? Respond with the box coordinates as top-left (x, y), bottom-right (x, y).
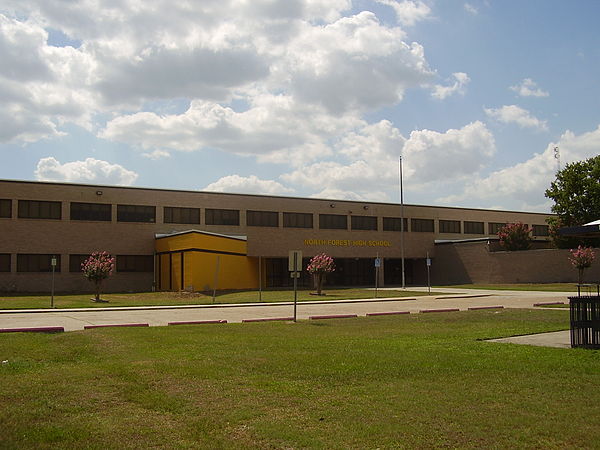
top-left (0, 288), bottom-right (430, 310)
top-left (1, 309), bottom-right (599, 448)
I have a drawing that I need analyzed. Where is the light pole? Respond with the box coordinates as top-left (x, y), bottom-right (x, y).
top-left (399, 156), bottom-right (405, 289)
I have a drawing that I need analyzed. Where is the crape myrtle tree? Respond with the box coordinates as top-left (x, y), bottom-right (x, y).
top-left (569, 246), bottom-right (596, 284)
top-left (82, 251), bottom-right (115, 302)
top-left (497, 222), bottom-right (532, 251)
top-left (545, 155), bottom-right (600, 248)
top-left (307, 253), bottom-right (335, 296)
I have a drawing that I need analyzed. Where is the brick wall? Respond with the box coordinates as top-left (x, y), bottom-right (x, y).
top-left (433, 241), bottom-right (600, 284)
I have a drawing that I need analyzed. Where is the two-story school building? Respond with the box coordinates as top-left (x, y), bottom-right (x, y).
top-left (0, 179), bottom-right (553, 293)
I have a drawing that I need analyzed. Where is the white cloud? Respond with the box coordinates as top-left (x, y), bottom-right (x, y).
top-left (34, 157), bottom-right (138, 185)
top-left (484, 105), bottom-right (548, 131)
top-left (510, 78), bottom-right (549, 98)
top-left (282, 120), bottom-right (496, 200)
top-left (438, 124), bottom-right (600, 211)
top-left (142, 150), bottom-right (171, 160)
top-left (375, 0), bottom-right (432, 26)
top-left (464, 3), bottom-right (478, 15)
top-left (203, 174), bottom-right (294, 195)
top-left (431, 72), bottom-right (470, 100)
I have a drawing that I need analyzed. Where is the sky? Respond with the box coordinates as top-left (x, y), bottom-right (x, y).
top-left (1, 0), bottom-right (599, 212)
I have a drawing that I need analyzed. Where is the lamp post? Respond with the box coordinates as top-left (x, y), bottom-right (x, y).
top-left (399, 156), bottom-right (405, 289)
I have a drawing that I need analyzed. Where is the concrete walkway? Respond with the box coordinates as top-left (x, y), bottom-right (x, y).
top-left (487, 330), bottom-right (571, 349)
top-left (0, 289), bottom-right (572, 338)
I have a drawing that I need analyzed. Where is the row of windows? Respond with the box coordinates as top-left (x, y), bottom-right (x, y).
top-left (0, 199), bottom-right (550, 235)
top-left (0, 254), bottom-right (153, 273)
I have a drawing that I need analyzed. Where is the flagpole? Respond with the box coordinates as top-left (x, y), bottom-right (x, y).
top-left (399, 156), bottom-right (405, 289)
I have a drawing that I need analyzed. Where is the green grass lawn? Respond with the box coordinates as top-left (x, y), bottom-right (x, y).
top-left (0, 288), bottom-right (430, 310)
top-left (437, 283), bottom-right (580, 292)
top-left (1, 309), bottom-right (599, 448)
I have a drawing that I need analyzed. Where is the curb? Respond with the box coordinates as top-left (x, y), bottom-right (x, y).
top-left (84, 323), bottom-right (149, 329)
top-left (309, 314), bottom-right (358, 320)
top-left (0, 326), bottom-right (64, 333)
top-left (533, 301), bottom-right (565, 306)
top-left (168, 320), bottom-right (227, 325)
top-left (366, 311), bottom-right (410, 316)
top-left (420, 308), bottom-right (460, 313)
top-left (242, 317), bottom-right (293, 323)
top-left (468, 305), bottom-right (504, 310)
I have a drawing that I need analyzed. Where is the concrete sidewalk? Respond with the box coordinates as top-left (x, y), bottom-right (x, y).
top-left (0, 289), bottom-right (571, 333)
top-left (487, 330), bottom-right (571, 349)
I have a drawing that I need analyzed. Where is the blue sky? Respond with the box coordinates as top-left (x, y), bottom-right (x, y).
top-left (1, 0), bottom-right (599, 212)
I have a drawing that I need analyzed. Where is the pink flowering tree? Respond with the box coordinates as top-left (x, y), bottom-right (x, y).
top-left (569, 246), bottom-right (596, 284)
top-left (81, 252), bottom-right (115, 302)
top-left (497, 222), bottom-right (532, 251)
top-left (307, 253), bottom-right (335, 296)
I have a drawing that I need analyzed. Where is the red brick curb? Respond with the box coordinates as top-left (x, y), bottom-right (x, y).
top-left (533, 302), bottom-right (565, 306)
top-left (168, 320), bottom-right (227, 325)
top-left (242, 317), bottom-right (294, 323)
top-left (84, 323), bottom-right (149, 329)
top-left (309, 314), bottom-right (358, 320)
top-left (468, 306), bottom-right (504, 310)
top-left (366, 311), bottom-right (410, 316)
top-left (0, 326), bottom-right (64, 333)
top-left (420, 308), bottom-right (460, 313)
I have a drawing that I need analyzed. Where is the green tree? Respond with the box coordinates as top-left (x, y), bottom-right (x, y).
top-left (545, 155), bottom-right (600, 248)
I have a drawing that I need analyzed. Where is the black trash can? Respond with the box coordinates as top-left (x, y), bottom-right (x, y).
top-left (569, 289), bottom-right (600, 349)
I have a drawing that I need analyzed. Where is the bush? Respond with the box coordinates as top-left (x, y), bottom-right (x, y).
top-left (498, 222), bottom-right (532, 251)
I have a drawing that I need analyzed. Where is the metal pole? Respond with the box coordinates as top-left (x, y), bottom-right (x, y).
top-left (375, 252), bottom-right (378, 299)
top-left (258, 256), bottom-right (262, 302)
top-left (399, 156), bottom-right (406, 289)
top-left (293, 253), bottom-right (298, 322)
top-left (426, 251), bottom-right (431, 294)
top-left (51, 261), bottom-right (55, 308)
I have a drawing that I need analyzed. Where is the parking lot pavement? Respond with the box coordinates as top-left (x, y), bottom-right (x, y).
top-left (0, 289), bottom-right (571, 332)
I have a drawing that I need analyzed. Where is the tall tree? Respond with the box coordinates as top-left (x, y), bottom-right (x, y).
top-left (545, 155), bottom-right (600, 248)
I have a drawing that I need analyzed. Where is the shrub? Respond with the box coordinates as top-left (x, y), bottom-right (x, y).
top-left (497, 222), bottom-right (532, 251)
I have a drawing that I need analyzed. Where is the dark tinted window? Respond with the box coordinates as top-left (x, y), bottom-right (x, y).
top-left (383, 217), bottom-right (408, 232)
top-left (116, 255), bottom-right (154, 272)
top-left (164, 207), bottom-right (200, 224)
top-left (18, 200), bottom-right (61, 219)
top-left (70, 202), bottom-right (111, 221)
top-left (205, 208), bottom-right (239, 226)
top-left (283, 212), bottom-right (313, 228)
top-left (464, 221), bottom-right (484, 234)
top-left (0, 199), bottom-right (11, 218)
top-left (411, 218), bottom-right (434, 232)
top-left (351, 216), bottom-right (377, 230)
top-left (319, 214), bottom-right (347, 230)
top-left (247, 210), bottom-right (279, 227)
top-left (0, 254), bottom-right (10, 272)
top-left (489, 222), bottom-right (506, 235)
top-left (439, 220), bottom-right (461, 234)
top-left (117, 205), bottom-right (155, 223)
top-left (17, 254), bottom-right (61, 272)
top-left (532, 224), bottom-right (550, 236)
top-left (69, 254), bottom-right (90, 272)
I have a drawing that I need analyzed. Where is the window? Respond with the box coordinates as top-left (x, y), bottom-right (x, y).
top-left (411, 218), bottom-right (434, 232)
top-left (488, 222), bottom-right (506, 235)
top-left (205, 208), bottom-right (240, 226)
top-left (17, 254), bottom-right (61, 272)
top-left (439, 220), bottom-right (461, 234)
top-left (351, 215), bottom-right (377, 231)
top-left (70, 202), bottom-right (111, 221)
top-left (0, 199), bottom-right (11, 218)
top-left (116, 255), bottom-right (154, 272)
top-left (247, 210), bottom-right (279, 227)
top-left (117, 204), bottom-right (155, 223)
top-left (0, 254), bottom-right (10, 272)
top-left (319, 214), bottom-right (347, 230)
top-left (283, 212), bottom-right (313, 228)
top-left (532, 224), bottom-right (550, 236)
top-left (383, 217), bottom-right (408, 232)
top-left (18, 200), bottom-right (61, 220)
top-left (164, 207), bottom-right (200, 224)
top-left (464, 221), bottom-right (484, 234)
top-left (69, 254), bottom-right (91, 272)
